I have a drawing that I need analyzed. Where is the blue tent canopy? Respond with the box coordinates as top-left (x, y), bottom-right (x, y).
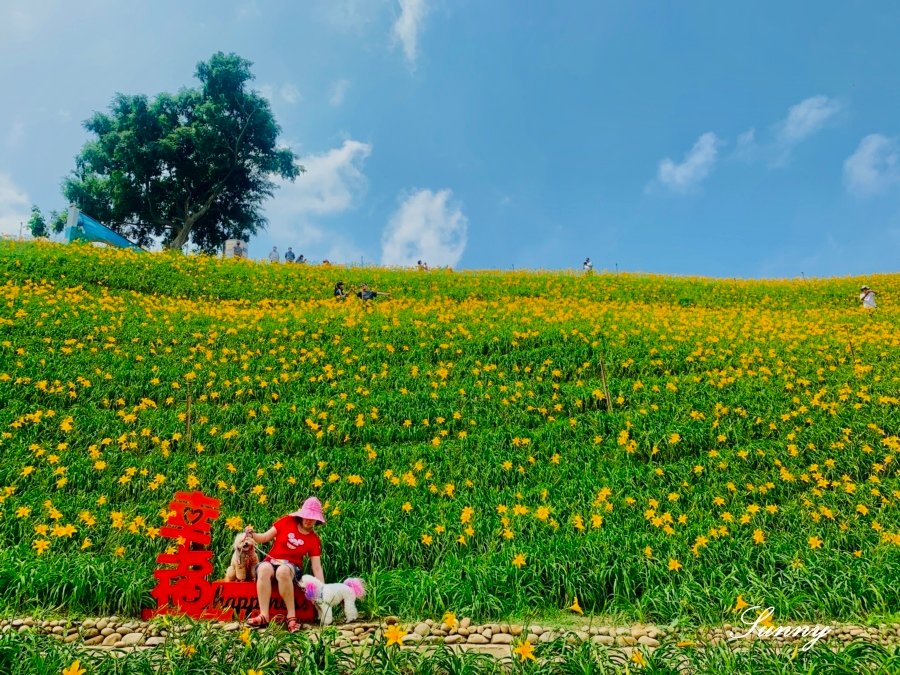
top-left (64, 207), bottom-right (144, 252)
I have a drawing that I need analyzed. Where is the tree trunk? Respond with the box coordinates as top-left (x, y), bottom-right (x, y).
top-left (168, 189), bottom-right (220, 250)
top-left (169, 223), bottom-right (192, 250)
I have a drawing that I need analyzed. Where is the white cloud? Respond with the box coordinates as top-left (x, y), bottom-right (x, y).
top-left (0, 173), bottom-right (30, 238)
top-left (392, 0), bottom-right (427, 66)
top-left (6, 119), bottom-right (24, 148)
top-left (844, 134), bottom-right (900, 197)
top-left (270, 221), bottom-right (365, 266)
top-left (257, 84), bottom-right (301, 106)
top-left (263, 140), bottom-right (372, 263)
top-left (655, 132), bottom-right (722, 194)
top-left (0, 3), bottom-right (51, 43)
top-left (278, 139), bottom-right (371, 216)
top-left (235, 0), bottom-right (262, 19)
top-left (731, 96), bottom-right (842, 166)
top-left (329, 79), bottom-right (350, 107)
top-left (257, 84), bottom-right (275, 102)
top-left (381, 188), bottom-right (467, 267)
top-left (777, 95), bottom-right (841, 145)
top-left (734, 128), bottom-right (757, 161)
top-left (279, 83), bottom-right (301, 105)
top-left (316, 0), bottom-right (382, 35)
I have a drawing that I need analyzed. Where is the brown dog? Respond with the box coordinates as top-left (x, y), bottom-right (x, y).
top-left (225, 532), bottom-right (259, 582)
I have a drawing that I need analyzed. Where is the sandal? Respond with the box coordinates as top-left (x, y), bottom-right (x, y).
top-left (247, 613), bottom-right (269, 629)
top-left (286, 617), bottom-right (302, 634)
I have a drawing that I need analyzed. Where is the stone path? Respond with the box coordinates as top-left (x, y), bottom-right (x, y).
top-left (2, 615), bottom-right (899, 655)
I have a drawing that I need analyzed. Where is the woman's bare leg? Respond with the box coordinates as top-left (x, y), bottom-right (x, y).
top-left (255, 562), bottom-right (274, 620)
top-left (275, 565), bottom-right (296, 618)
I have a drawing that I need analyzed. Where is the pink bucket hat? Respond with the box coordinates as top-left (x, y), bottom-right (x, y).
top-left (291, 497), bottom-right (326, 523)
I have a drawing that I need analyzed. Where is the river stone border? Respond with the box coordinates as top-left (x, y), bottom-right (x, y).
top-left (1, 616), bottom-right (899, 652)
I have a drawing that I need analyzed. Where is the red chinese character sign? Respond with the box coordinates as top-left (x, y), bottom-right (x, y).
top-left (144, 491), bottom-right (232, 620)
top-left (142, 491), bottom-right (316, 622)
top-left (159, 491), bottom-right (220, 547)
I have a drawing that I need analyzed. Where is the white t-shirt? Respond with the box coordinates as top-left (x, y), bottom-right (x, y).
top-left (860, 291), bottom-right (877, 309)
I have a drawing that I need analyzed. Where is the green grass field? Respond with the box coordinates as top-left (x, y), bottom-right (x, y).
top-left (0, 239), bottom-right (898, 633)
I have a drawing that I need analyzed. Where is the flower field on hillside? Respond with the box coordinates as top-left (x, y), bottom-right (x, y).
top-left (0, 240), bottom-right (898, 624)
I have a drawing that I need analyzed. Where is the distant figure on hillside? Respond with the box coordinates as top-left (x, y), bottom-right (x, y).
top-left (583, 257), bottom-right (593, 272)
top-left (297, 254), bottom-right (306, 264)
top-left (334, 281), bottom-right (347, 300)
top-left (859, 285), bottom-right (877, 309)
top-left (284, 247), bottom-right (296, 263)
top-left (233, 241), bottom-right (245, 258)
top-left (417, 260), bottom-right (429, 271)
top-left (356, 283), bottom-right (390, 302)
top-left (269, 246), bottom-right (280, 263)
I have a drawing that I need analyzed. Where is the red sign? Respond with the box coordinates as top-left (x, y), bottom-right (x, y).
top-left (145, 491), bottom-right (231, 620)
top-left (143, 491), bottom-right (316, 623)
top-left (215, 581), bottom-right (316, 622)
top-left (159, 491), bottom-right (221, 547)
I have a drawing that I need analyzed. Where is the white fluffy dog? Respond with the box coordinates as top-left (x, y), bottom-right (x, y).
top-left (224, 532), bottom-right (259, 582)
top-left (301, 575), bottom-right (365, 625)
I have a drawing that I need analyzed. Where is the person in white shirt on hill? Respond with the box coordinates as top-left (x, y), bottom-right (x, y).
top-left (859, 285), bottom-right (877, 309)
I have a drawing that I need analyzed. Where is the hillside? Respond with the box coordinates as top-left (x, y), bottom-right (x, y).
top-left (0, 239), bottom-right (897, 623)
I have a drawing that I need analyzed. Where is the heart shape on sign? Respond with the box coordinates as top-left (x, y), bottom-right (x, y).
top-left (180, 582), bottom-right (204, 604)
top-left (183, 508), bottom-right (204, 525)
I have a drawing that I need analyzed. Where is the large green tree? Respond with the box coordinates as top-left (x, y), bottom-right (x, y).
top-left (63, 52), bottom-right (302, 252)
top-left (26, 206), bottom-right (47, 238)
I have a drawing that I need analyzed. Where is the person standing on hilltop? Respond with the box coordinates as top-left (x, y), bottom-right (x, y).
top-left (583, 257), bottom-right (593, 272)
top-left (269, 246), bottom-right (280, 263)
top-left (859, 285), bottom-right (877, 309)
top-left (284, 247), bottom-right (296, 263)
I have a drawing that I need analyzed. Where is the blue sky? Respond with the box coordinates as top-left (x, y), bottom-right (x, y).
top-left (1, 0), bottom-right (899, 277)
